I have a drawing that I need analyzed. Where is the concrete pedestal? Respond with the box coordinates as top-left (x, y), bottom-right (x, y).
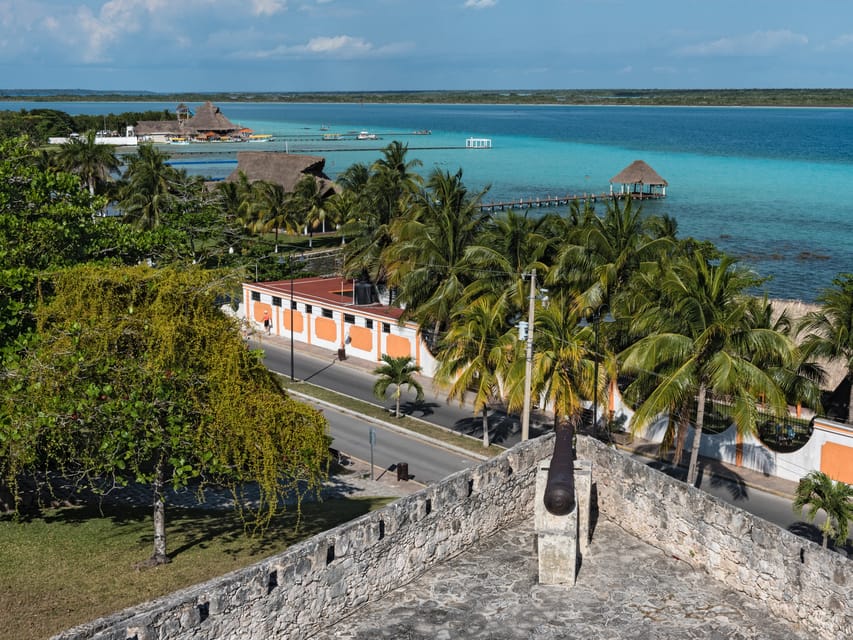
top-left (534, 458), bottom-right (592, 586)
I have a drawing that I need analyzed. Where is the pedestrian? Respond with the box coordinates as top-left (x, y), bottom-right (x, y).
top-left (263, 310), bottom-right (271, 335)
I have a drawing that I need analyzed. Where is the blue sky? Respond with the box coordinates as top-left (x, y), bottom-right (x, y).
top-left (2, 0), bottom-right (852, 92)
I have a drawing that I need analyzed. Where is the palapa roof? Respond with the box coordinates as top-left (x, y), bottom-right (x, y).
top-left (225, 152), bottom-right (338, 197)
top-left (132, 120), bottom-right (185, 136)
top-left (183, 101), bottom-right (240, 133)
top-left (610, 160), bottom-right (668, 186)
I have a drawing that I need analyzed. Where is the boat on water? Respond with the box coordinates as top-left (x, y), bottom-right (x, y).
top-left (248, 134), bottom-right (274, 142)
top-left (170, 137), bottom-right (190, 145)
top-left (356, 131), bottom-right (378, 140)
top-left (323, 133), bottom-right (342, 141)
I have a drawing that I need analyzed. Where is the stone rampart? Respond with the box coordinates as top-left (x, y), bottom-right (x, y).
top-left (52, 436), bottom-right (553, 640)
top-left (576, 437), bottom-right (851, 640)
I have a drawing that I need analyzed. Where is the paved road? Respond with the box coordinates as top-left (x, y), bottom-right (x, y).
top-left (255, 338), bottom-right (543, 446)
top-left (318, 403), bottom-right (480, 485)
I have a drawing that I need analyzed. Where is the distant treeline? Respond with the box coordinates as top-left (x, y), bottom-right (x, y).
top-left (3, 88), bottom-right (853, 107)
top-left (0, 108), bottom-right (174, 142)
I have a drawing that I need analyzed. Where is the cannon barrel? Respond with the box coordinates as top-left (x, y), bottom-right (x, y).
top-left (543, 423), bottom-right (576, 515)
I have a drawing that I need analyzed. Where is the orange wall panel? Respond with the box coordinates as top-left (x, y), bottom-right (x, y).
top-left (254, 302), bottom-right (272, 323)
top-left (820, 442), bottom-right (853, 484)
top-left (349, 326), bottom-right (372, 352)
top-left (315, 317), bottom-right (337, 342)
top-left (386, 334), bottom-right (411, 359)
top-left (283, 310), bottom-right (304, 333)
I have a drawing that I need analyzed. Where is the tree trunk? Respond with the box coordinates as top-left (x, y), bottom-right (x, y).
top-left (395, 390), bottom-right (401, 419)
top-left (686, 385), bottom-right (707, 486)
top-left (149, 455), bottom-right (171, 566)
top-left (673, 397), bottom-right (691, 467)
top-left (822, 532), bottom-right (828, 549)
top-left (847, 374), bottom-right (853, 424)
top-left (481, 407), bottom-right (490, 448)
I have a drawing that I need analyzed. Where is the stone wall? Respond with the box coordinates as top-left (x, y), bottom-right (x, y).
top-left (575, 437), bottom-right (852, 640)
top-left (53, 436), bottom-right (553, 640)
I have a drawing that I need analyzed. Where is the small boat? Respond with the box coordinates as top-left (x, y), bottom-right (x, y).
top-left (356, 131), bottom-right (378, 140)
top-left (248, 134), bottom-right (274, 142)
top-left (323, 133), bottom-right (342, 141)
top-left (170, 136), bottom-right (189, 145)
top-left (320, 124), bottom-right (329, 131)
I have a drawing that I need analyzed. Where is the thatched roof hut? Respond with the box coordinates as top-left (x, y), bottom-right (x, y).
top-left (225, 152), bottom-right (338, 197)
top-left (610, 160), bottom-right (668, 198)
top-left (183, 101), bottom-right (240, 134)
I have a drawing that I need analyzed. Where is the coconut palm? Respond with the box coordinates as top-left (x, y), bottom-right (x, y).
top-left (384, 168), bottom-right (489, 345)
top-left (57, 130), bottom-right (120, 196)
top-left (620, 249), bottom-right (796, 485)
top-left (793, 470), bottom-right (853, 548)
top-left (251, 181), bottom-right (296, 250)
top-left (290, 175), bottom-right (330, 248)
top-left (372, 355), bottom-right (424, 419)
top-left (118, 144), bottom-right (181, 230)
top-left (435, 295), bottom-right (515, 447)
top-left (797, 274), bottom-right (853, 424)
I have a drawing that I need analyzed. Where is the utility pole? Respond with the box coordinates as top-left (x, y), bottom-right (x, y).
top-left (521, 269), bottom-right (536, 441)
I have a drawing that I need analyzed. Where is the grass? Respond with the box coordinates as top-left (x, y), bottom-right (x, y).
top-left (0, 492), bottom-right (394, 640)
top-left (280, 377), bottom-right (506, 458)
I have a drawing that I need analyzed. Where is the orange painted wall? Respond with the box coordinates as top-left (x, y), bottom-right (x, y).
top-left (253, 302), bottom-right (272, 323)
top-left (349, 326), bottom-right (373, 352)
top-left (386, 334), bottom-right (411, 359)
top-left (820, 442), bottom-right (853, 484)
top-left (283, 310), bottom-right (304, 333)
top-left (315, 317), bottom-right (337, 342)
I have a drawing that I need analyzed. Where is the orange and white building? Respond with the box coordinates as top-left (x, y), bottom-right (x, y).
top-left (242, 276), bottom-right (438, 377)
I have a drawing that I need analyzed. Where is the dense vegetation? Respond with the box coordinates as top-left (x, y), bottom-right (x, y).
top-left (3, 88), bottom-right (853, 107)
top-left (0, 107), bottom-right (174, 142)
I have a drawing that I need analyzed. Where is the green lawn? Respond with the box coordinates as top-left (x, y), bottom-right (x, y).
top-left (0, 493), bottom-right (394, 640)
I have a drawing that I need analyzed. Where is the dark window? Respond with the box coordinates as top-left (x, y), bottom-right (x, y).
top-left (322, 308), bottom-right (333, 319)
top-left (344, 313), bottom-right (355, 324)
top-left (382, 323), bottom-right (390, 334)
top-left (291, 300), bottom-right (297, 310)
top-left (251, 291), bottom-right (261, 301)
top-left (305, 304), bottom-right (313, 314)
top-left (365, 318), bottom-right (374, 329)
top-left (272, 296), bottom-right (282, 307)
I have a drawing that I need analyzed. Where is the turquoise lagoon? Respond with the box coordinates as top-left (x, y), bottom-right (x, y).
top-left (7, 101), bottom-right (853, 302)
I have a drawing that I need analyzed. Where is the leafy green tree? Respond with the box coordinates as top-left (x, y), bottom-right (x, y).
top-left (250, 180), bottom-right (297, 250)
top-left (793, 470), bottom-right (853, 549)
top-left (290, 175), bottom-right (331, 248)
top-left (621, 250), bottom-right (796, 485)
top-left (798, 274), bottom-right (853, 424)
top-left (372, 355), bottom-right (425, 419)
top-left (56, 130), bottom-right (120, 196)
top-left (2, 264), bottom-right (330, 566)
top-left (435, 295), bottom-right (515, 447)
top-left (118, 143), bottom-right (181, 230)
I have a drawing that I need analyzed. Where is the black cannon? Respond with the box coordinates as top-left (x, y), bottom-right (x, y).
top-left (543, 423), bottom-right (576, 515)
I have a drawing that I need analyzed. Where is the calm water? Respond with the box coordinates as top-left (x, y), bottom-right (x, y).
top-left (7, 100), bottom-right (853, 302)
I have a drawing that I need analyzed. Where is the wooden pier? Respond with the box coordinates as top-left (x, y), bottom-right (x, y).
top-left (478, 191), bottom-right (664, 213)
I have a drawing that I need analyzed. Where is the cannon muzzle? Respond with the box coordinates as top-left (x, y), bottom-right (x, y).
top-left (543, 423), bottom-right (576, 515)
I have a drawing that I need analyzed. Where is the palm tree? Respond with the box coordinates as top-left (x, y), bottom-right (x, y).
top-left (372, 355), bottom-right (425, 419)
top-left (290, 176), bottom-right (330, 248)
top-left (251, 181), bottom-right (297, 250)
top-left (57, 130), bottom-right (120, 196)
top-left (384, 168), bottom-right (489, 345)
top-left (620, 249), bottom-right (797, 485)
top-left (118, 144), bottom-right (180, 230)
top-left (435, 295), bottom-right (515, 447)
top-left (793, 470), bottom-right (853, 549)
top-left (797, 274), bottom-right (853, 424)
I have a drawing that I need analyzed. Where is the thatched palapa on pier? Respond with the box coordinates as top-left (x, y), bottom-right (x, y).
top-left (610, 160), bottom-right (668, 198)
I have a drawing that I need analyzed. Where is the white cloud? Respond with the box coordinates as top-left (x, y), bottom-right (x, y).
top-left (817, 33), bottom-right (853, 51)
top-left (679, 30), bottom-right (808, 56)
top-left (252, 0), bottom-right (286, 16)
top-left (464, 0), bottom-right (497, 9)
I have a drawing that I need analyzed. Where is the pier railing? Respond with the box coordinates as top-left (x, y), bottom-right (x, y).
top-left (477, 191), bottom-right (664, 212)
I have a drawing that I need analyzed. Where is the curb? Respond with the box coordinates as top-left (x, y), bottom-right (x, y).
top-left (286, 387), bottom-right (491, 463)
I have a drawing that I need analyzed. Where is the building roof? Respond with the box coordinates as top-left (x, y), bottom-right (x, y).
top-left (252, 276), bottom-right (405, 321)
top-left (183, 101), bottom-right (241, 133)
top-left (132, 120), bottom-right (184, 136)
top-left (225, 152), bottom-right (338, 197)
top-left (610, 160), bottom-right (668, 186)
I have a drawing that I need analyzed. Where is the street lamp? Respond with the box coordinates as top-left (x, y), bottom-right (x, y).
top-left (289, 253), bottom-right (295, 381)
top-left (580, 306), bottom-right (615, 438)
top-left (520, 269), bottom-right (537, 441)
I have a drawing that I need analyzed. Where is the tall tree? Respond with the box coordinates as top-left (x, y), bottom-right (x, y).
top-left (792, 470), bottom-right (853, 549)
top-left (250, 180), bottom-right (297, 250)
top-left (797, 274), bottom-right (853, 424)
top-left (56, 130), bottom-right (120, 196)
top-left (372, 355), bottom-right (424, 419)
top-left (621, 250), bottom-right (796, 485)
top-left (118, 143), bottom-right (181, 230)
top-left (3, 264), bottom-right (330, 566)
top-left (290, 175), bottom-right (330, 248)
top-left (435, 295), bottom-right (515, 447)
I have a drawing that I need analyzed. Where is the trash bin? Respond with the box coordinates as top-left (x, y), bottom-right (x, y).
top-left (337, 348), bottom-right (347, 360)
top-left (396, 462), bottom-right (409, 481)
